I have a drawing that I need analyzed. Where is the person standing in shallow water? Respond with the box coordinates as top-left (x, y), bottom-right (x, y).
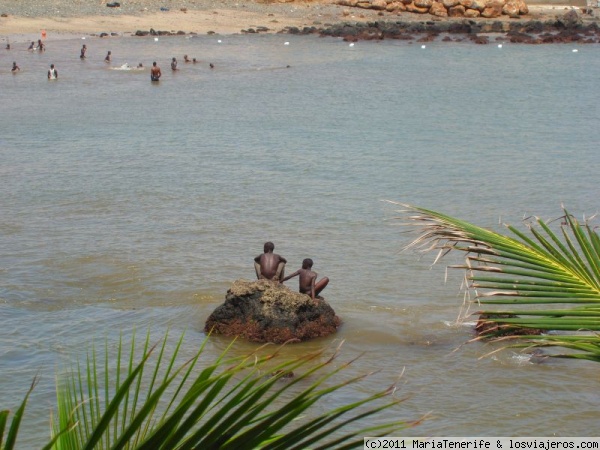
top-left (105, 51), bottom-right (111, 62)
top-left (280, 258), bottom-right (329, 302)
top-left (80, 44), bottom-right (87, 59)
top-left (11, 61), bottom-right (20, 72)
top-left (47, 63), bottom-right (57, 79)
top-left (150, 61), bottom-right (161, 81)
top-left (171, 57), bottom-right (178, 70)
top-left (254, 242), bottom-right (287, 281)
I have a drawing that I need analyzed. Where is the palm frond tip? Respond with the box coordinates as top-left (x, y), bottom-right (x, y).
top-left (390, 201), bottom-right (600, 361)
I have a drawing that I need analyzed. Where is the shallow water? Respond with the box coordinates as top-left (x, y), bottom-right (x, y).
top-left (1, 33), bottom-right (600, 446)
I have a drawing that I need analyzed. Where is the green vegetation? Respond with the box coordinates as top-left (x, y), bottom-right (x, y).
top-left (395, 202), bottom-right (600, 362)
top-left (2, 331), bottom-right (416, 450)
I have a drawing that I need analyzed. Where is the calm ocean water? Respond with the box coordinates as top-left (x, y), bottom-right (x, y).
top-left (1, 33), bottom-right (600, 446)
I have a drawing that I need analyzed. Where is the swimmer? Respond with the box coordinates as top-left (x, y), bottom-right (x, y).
top-left (105, 51), bottom-right (111, 62)
top-left (28, 41), bottom-right (35, 50)
top-left (37, 40), bottom-right (45, 51)
top-left (171, 57), bottom-right (178, 70)
top-left (137, 62), bottom-right (143, 68)
top-left (209, 63), bottom-right (214, 69)
top-left (11, 61), bottom-right (20, 72)
top-left (183, 54), bottom-right (190, 63)
top-left (192, 58), bottom-right (198, 63)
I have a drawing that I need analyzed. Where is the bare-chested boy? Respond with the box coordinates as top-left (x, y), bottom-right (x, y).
top-left (150, 61), bottom-right (161, 81)
top-left (280, 258), bottom-right (329, 301)
top-left (254, 242), bottom-right (287, 281)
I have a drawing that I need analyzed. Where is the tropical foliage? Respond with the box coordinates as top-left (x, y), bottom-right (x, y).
top-left (392, 202), bottom-right (600, 362)
top-left (2, 331), bottom-right (417, 450)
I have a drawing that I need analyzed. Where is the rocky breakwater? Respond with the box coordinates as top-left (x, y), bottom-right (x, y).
top-left (204, 279), bottom-right (341, 344)
top-left (313, 9), bottom-right (600, 43)
top-left (336, 0), bottom-right (528, 18)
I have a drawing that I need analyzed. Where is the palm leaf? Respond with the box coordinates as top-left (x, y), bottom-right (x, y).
top-left (0, 377), bottom-right (37, 450)
top-left (391, 202), bottom-right (600, 360)
top-left (48, 330), bottom-right (414, 449)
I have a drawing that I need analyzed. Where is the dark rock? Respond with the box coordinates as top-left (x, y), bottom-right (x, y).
top-left (470, 33), bottom-right (489, 43)
top-left (447, 20), bottom-right (471, 33)
top-left (204, 279), bottom-right (341, 344)
top-left (523, 20), bottom-right (545, 33)
top-left (555, 9), bottom-right (582, 29)
top-left (135, 30), bottom-right (149, 36)
top-left (106, 2), bottom-right (120, 7)
top-left (302, 26), bottom-right (318, 34)
top-left (417, 32), bottom-right (438, 41)
top-left (507, 30), bottom-right (535, 43)
top-left (99, 32), bottom-right (109, 37)
top-left (555, 28), bottom-right (583, 41)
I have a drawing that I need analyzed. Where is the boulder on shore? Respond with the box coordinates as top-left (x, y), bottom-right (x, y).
top-left (204, 279), bottom-right (341, 344)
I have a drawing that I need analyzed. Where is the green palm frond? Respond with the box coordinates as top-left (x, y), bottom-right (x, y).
top-left (391, 201), bottom-right (600, 360)
top-left (0, 378), bottom-right (36, 450)
top-left (47, 331), bottom-right (414, 449)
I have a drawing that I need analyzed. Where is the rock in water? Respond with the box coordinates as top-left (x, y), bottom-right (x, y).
top-left (204, 279), bottom-right (341, 343)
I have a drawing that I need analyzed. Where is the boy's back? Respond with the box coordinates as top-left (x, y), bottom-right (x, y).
top-left (297, 268), bottom-right (317, 295)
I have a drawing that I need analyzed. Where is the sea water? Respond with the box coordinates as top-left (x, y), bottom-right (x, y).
top-left (1, 34), bottom-right (600, 446)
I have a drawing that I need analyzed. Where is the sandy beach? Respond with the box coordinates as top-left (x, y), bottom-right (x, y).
top-left (0, 0), bottom-right (589, 40)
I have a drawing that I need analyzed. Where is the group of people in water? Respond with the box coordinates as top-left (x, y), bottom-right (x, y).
top-left (254, 242), bottom-right (329, 302)
top-left (150, 55), bottom-right (213, 81)
top-left (5, 39), bottom-right (214, 81)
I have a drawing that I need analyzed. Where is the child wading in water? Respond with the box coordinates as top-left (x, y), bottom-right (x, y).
top-left (280, 258), bottom-right (329, 303)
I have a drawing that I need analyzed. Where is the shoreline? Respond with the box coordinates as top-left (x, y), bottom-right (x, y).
top-left (0, 1), bottom-right (598, 46)
top-left (0, 1), bottom-right (596, 39)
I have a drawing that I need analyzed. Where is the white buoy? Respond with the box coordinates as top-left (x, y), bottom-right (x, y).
top-left (82, 37), bottom-right (86, 40)
top-left (154, 37), bottom-right (159, 41)
top-left (284, 41), bottom-right (290, 45)
top-left (421, 44), bottom-right (426, 49)
top-left (572, 48), bottom-right (578, 52)
top-left (218, 39), bottom-right (222, 43)
top-left (349, 42), bottom-right (354, 47)
top-left (498, 44), bottom-right (502, 48)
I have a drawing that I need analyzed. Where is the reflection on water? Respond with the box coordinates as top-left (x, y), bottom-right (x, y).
top-left (2, 34), bottom-right (600, 446)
